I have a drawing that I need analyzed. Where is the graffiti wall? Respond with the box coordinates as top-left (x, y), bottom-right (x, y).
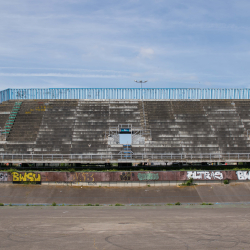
top-left (12, 172), bottom-right (41, 182)
top-left (0, 173), bottom-right (8, 181)
top-left (0, 171), bottom-right (249, 183)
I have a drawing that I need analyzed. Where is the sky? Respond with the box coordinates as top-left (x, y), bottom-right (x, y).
top-left (0, 0), bottom-right (250, 90)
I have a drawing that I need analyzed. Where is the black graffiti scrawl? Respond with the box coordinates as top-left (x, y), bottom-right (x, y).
top-left (120, 172), bottom-right (134, 181)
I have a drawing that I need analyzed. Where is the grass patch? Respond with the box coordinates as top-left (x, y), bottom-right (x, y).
top-left (201, 203), bottom-right (213, 205)
top-left (52, 202), bottom-right (57, 206)
top-left (0, 203), bottom-right (4, 206)
top-left (224, 179), bottom-right (229, 184)
top-left (85, 203), bottom-right (94, 206)
top-left (147, 185), bottom-right (150, 187)
top-left (175, 202), bottom-right (181, 206)
top-left (95, 203), bottom-right (99, 206)
top-left (115, 203), bottom-right (124, 206)
top-left (166, 203), bottom-right (174, 206)
top-left (9, 203), bottom-right (12, 206)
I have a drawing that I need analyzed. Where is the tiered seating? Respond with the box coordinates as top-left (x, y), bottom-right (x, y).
top-left (35, 100), bottom-right (78, 154)
top-left (202, 100), bottom-right (249, 153)
top-left (0, 99), bottom-right (249, 158)
top-left (144, 100), bottom-right (250, 155)
top-left (71, 101), bottom-right (109, 154)
top-left (7, 101), bottom-right (45, 142)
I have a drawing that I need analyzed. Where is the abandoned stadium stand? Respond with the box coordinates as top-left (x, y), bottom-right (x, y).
top-left (1, 94), bottom-right (250, 163)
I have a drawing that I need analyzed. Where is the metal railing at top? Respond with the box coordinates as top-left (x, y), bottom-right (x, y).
top-left (2, 88), bottom-right (250, 103)
top-left (0, 153), bottom-right (250, 162)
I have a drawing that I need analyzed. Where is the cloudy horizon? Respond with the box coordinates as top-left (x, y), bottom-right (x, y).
top-left (0, 0), bottom-right (250, 90)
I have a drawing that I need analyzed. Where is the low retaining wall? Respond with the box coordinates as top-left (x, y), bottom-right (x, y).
top-left (0, 171), bottom-right (250, 185)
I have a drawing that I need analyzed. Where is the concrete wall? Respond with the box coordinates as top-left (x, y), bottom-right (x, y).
top-left (1, 171), bottom-right (250, 184)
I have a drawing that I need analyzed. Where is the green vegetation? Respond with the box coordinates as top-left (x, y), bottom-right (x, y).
top-left (0, 203), bottom-right (4, 206)
top-left (2, 163), bottom-right (250, 172)
top-left (166, 203), bottom-right (174, 206)
top-left (115, 203), bottom-right (124, 206)
top-left (85, 203), bottom-right (93, 206)
top-left (175, 202), bottom-right (181, 205)
top-left (181, 178), bottom-right (195, 186)
top-left (147, 185), bottom-right (151, 187)
top-left (201, 203), bottom-right (213, 205)
top-left (52, 202), bottom-right (57, 206)
top-left (9, 203), bottom-right (12, 206)
top-left (224, 179), bottom-right (229, 184)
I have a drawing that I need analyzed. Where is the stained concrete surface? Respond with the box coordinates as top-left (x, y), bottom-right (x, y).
top-left (0, 205), bottom-right (250, 250)
top-left (1, 183), bottom-right (250, 204)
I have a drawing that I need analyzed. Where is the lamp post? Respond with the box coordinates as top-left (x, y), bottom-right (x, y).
top-left (134, 80), bottom-right (147, 89)
top-left (134, 80), bottom-right (147, 99)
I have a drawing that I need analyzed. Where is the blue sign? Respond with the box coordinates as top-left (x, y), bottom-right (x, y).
top-left (121, 128), bottom-right (130, 132)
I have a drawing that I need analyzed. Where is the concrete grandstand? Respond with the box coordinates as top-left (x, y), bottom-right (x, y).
top-left (0, 88), bottom-right (250, 164)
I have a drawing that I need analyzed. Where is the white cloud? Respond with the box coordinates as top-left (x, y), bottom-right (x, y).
top-left (139, 48), bottom-right (155, 58)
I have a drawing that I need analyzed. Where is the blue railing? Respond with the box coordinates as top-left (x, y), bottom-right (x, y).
top-left (1, 88), bottom-right (250, 103)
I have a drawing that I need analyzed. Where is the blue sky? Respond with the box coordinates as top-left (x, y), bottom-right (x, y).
top-left (0, 0), bottom-right (250, 90)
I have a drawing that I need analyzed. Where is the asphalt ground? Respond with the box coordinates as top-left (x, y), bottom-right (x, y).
top-left (1, 183), bottom-right (250, 205)
top-left (0, 205), bottom-right (250, 250)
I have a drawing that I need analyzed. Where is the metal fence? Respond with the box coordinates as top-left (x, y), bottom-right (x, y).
top-left (1, 88), bottom-right (250, 103)
top-left (0, 153), bottom-right (249, 163)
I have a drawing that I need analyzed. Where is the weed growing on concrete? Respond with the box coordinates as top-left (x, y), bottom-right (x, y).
top-left (0, 203), bottom-right (4, 206)
top-left (175, 202), bottom-right (181, 206)
top-left (181, 178), bottom-right (195, 186)
top-left (52, 202), bottom-right (57, 206)
top-left (201, 203), bottom-right (213, 205)
top-left (115, 203), bottom-right (124, 206)
top-left (148, 185), bottom-right (151, 187)
top-left (224, 179), bottom-right (229, 184)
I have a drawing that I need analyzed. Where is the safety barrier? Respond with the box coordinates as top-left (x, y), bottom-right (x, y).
top-left (1, 88), bottom-right (250, 103)
top-left (0, 153), bottom-right (249, 163)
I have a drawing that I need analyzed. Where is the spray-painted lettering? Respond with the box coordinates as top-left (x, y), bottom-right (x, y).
top-left (187, 171), bottom-right (223, 180)
top-left (236, 171), bottom-right (250, 180)
top-left (12, 172), bottom-right (41, 182)
top-left (120, 172), bottom-right (134, 181)
top-left (0, 173), bottom-right (8, 181)
top-left (137, 173), bottom-right (159, 181)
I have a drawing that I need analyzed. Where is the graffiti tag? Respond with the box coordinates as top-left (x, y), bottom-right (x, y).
top-left (236, 171), bottom-right (250, 180)
top-left (120, 172), bottom-right (134, 181)
top-left (137, 173), bottom-right (159, 181)
top-left (187, 171), bottom-right (223, 180)
top-left (0, 173), bottom-right (8, 181)
top-left (12, 172), bottom-right (41, 182)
